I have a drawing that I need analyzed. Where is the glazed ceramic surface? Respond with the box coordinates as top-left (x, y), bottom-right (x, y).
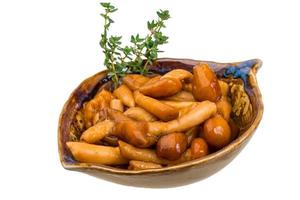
top-left (58, 58), bottom-right (263, 187)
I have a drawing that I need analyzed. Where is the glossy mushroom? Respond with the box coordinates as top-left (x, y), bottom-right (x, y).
top-left (203, 115), bottom-right (231, 149)
top-left (156, 133), bottom-right (188, 161)
top-left (192, 63), bottom-right (221, 102)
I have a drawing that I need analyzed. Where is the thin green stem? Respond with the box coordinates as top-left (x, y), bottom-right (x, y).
top-left (99, 3), bottom-right (170, 86)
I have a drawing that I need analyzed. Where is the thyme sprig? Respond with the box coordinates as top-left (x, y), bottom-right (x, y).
top-left (100, 2), bottom-right (170, 88)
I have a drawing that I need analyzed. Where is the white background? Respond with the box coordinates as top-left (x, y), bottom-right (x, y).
top-left (0, 0), bottom-right (299, 199)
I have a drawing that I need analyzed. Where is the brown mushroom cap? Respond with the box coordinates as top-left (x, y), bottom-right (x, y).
top-left (190, 138), bottom-right (209, 159)
top-left (203, 115), bottom-right (231, 149)
top-left (156, 133), bottom-right (188, 161)
top-left (192, 63), bottom-right (221, 102)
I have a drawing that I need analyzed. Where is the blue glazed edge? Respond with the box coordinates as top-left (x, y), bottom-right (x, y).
top-left (223, 59), bottom-right (257, 82)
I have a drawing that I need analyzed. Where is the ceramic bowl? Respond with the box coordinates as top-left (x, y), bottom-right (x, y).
top-left (58, 58), bottom-right (263, 187)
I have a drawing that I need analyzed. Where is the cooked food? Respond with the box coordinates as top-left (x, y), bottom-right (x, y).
top-left (148, 101), bottom-right (216, 135)
top-left (160, 100), bottom-right (195, 110)
top-left (124, 107), bottom-right (157, 122)
top-left (203, 115), bottom-right (231, 148)
top-left (128, 160), bottom-right (162, 170)
top-left (66, 142), bottom-right (128, 165)
top-left (110, 99), bottom-right (124, 112)
top-left (113, 84), bottom-right (135, 107)
top-left (156, 132), bottom-right (188, 161)
top-left (112, 119), bottom-right (157, 148)
top-left (185, 127), bottom-right (198, 146)
top-left (139, 77), bottom-right (182, 98)
top-left (83, 89), bottom-right (113, 128)
top-left (192, 63), bottom-right (221, 102)
top-left (80, 119), bottom-right (114, 143)
top-left (163, 90), bottom-right (195, 102)
top-left (67, 65), bottom-right (240, 170)
top-left (216, 96), bottom-right (232, 121)
top-left (183, 83), bottom-right (193, 92)
top-left (57, 4), bottom-right (259, 183)
top-left (162, 69), bottom-right (193, 82)
top-left (134, 91), bottom-right (179, 121)
top-left (118, 140), bottom-right (170, 165)
top-left (190, 138), bottom-right (209, 159)
top-left (123, 74), bottom-right (150, 91)
top-left (218, 80), bottom-right (229, 96)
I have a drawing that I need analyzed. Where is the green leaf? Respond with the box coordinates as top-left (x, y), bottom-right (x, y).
top-left (154, 32), bottom-right (168, 44)
top-left (123, 46), bottom-right (132, 55)
top-left (157, 10), bottom-right (170, 20)
top-left (108, 17), bottom-right (114, 23)
top-left (147, 20), bottom-right (156, 31)
top-left (100, 2), bottom-right (111, 8)
top-left (110, 8), bottom-right (118, 13)
top-left (135, 34), bottom-right (144, 42)
top-left (130, 35), bottom-right (136, 43)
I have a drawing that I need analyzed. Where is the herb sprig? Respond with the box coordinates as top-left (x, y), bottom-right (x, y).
top-left (100, 2), bottom-right (170, 88)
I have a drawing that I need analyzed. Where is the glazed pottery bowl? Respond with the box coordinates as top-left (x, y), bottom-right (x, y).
top-left (58, 58), bottom-right (263, 188)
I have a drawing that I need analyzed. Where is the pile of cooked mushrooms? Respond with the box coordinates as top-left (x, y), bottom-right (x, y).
top-left (67, 63), bottom-right (239, 170)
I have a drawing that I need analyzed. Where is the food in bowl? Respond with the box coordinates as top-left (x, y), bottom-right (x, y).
top-left (58, 3), bottom-right (263, 186)
top-left (66, 63), bottom-right (240, 169)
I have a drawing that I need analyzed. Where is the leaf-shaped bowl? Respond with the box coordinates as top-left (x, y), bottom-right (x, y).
top-left (58, 58), bottom-right (263, 187)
